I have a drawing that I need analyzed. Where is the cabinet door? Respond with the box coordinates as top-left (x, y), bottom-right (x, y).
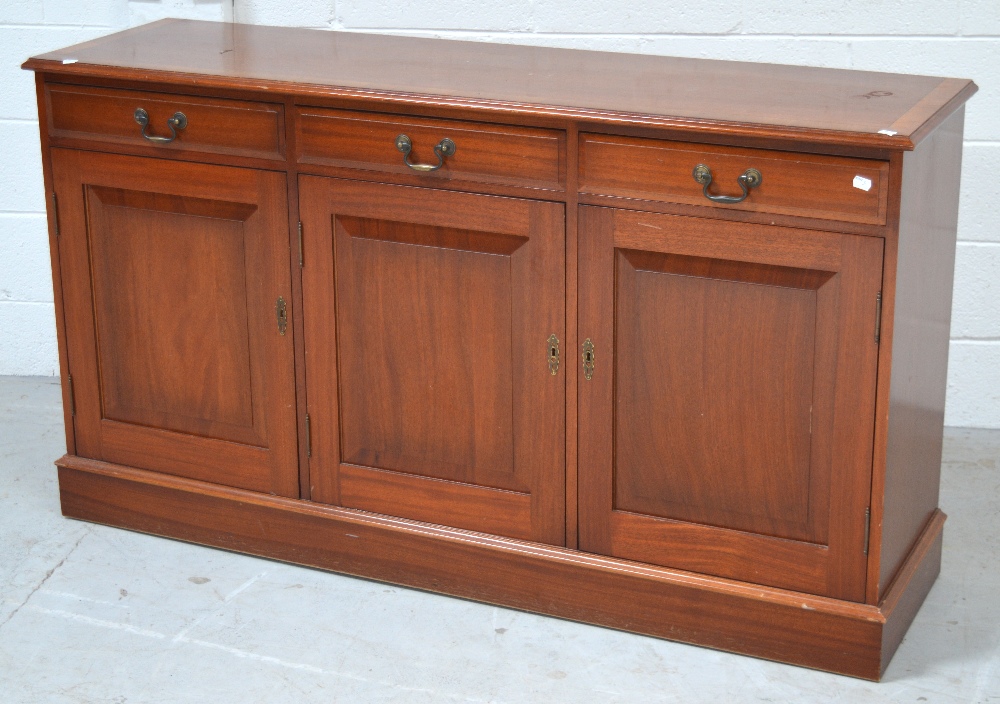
top-left (300, 176), bottom-right (565, 545)
top-left (53, 149), bottom-right (299, 497)
top-left (578, 206), bottom-right (882, 600)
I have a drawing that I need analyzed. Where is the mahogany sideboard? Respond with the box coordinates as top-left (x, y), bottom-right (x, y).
top-left (23, 19), bottom-right (976, 680)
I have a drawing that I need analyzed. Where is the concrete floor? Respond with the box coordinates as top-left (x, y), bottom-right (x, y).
top-left (0, 376), bottom-right (998, 703)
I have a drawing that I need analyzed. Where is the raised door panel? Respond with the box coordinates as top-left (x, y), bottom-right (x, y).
top-left (578, 206), bottom-right (882, 601)
top-left (301, 176), bottom-right (564, 545)
top-left (614, 250), bottom-right (828, 543)
top-left (52, 149), bottom-right (298, 496)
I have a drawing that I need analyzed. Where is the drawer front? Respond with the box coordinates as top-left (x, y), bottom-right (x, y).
top-left (46, 84), bottom-right (285, 160)
top-left (580, 134), bottom-right (889, 225)
top-left (297, 107), bottom-right (565, 191)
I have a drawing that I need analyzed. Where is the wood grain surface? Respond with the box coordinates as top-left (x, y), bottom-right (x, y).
top-left (56, 455), bottom-right (947, 681)
top-left (24, 19), bottom-right (976, 149)
top-left (578, 206), bottom-right (883, 600)
top-left (51, 149), bottom-right (299, 496)
top-left (297, 107), bottom-right (565, 191)
top-left (580, 133), bottom-right (889, 224)
top-left (46, 82), bottom-right (285, 160)
top-left (23, 21), bottom-right (976, 678)
top-left (874, 109), bottom-right (965, 597)
top-left (300, 176), bottom-right (565, 545)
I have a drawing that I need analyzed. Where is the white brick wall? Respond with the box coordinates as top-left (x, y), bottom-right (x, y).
top-left (0, 1), bottom-right (226, 380)
top-left (2, 0), bottom-right (997, 427)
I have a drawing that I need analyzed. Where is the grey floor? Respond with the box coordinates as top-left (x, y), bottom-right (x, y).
top-left (0, 376), bottom-right (998, 703)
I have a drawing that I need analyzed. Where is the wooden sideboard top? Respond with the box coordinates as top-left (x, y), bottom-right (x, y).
top-left (24, 18), bottom-right (975, 150)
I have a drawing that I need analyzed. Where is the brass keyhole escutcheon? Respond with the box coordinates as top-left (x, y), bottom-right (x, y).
top-left (547, 334), bottom-right (560, 375)
top-left (275, 296), bottom-right (287, 336)
top-left (582, 339), bottom-right (595, 380)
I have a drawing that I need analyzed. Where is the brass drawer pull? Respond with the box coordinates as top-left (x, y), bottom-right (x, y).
top-left (692, 164), bottom-right (762, 204)
top-left (134, 108), bottom-right (187, 144)
top-left (395, 134), bottom-right (456, 172)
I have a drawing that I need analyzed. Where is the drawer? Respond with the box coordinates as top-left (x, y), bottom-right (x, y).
top-left (45, 84), bottom-right (285, 160)
top-left (580, 134), bottom-right (889, 225)
top-left (296, 107), bottom-right (565, 191)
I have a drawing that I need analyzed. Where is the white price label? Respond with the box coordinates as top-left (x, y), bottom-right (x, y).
top-left (853, 175), bottom-right (873, 192)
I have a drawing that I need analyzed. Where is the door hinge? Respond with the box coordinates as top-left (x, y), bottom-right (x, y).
top-left (305, 413), bottom-right (312, 458)
top-left (863, 507), bottom-right (871, 556)
top-left (297, 221), bottom-right (304, 268)
top-left (874, 292), bottom-right (882, 344)
top-left (52, 193), bottom-right (60, 237)
top-left (66, 373), bottom-right (75, 416)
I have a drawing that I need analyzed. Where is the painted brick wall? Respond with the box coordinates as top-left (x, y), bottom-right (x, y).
top-left (2, 0), bottom-right (997, 426)
top-left (0, 0), bottom-right (225, 378)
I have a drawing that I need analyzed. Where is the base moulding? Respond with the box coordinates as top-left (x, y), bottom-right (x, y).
top-left (56, 454), bottom-right (944, 680)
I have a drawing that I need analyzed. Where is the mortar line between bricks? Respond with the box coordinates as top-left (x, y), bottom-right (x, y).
top-left (345, 29), bottom-right (1000, 40)
top-left (0, 23), bottom-right (114, 30)
top-left (3, 26), bottom-right (999, 42)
